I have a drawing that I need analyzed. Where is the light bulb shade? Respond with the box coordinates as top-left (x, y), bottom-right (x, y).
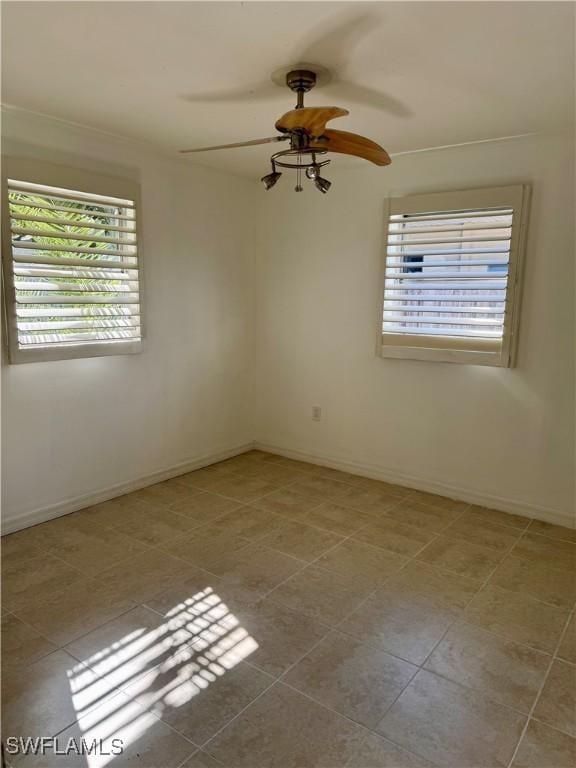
top-left (305, 166), bottom-right (319, 180)
top-left (314, 176), bottom-right (331, 194)
top-left (261, 171), bottom-right (282, 190)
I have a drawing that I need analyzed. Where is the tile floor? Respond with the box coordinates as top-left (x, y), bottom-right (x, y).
top-left (2, 450), bottom-right (575, 767)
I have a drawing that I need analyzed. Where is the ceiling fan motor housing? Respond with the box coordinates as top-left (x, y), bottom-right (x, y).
top-left (286, 69), bottom-right (317, 93)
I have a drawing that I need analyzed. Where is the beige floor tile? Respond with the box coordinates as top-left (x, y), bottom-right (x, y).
top-left (356, 478), bottom-right (411, 497)
top-left (129, 477), bottom-right (200, 507)
top-left (167, 491), bottom-right (242, 522)
top-left (237, 463), bottom-right (307, 485)
top-left (315, 539), bottom-right (407, 586)
top-left (251, 486), bottom-right (323, 518)
top-left (314, 466), bottom-right (366, 485)
top-left (289, 476), bottom-right (353, 501)
top-left (305, 501), bottom-right (373, 535)
top-left (17, 515), bottom-right (151, 576)
top-left (193, 600), bottom-right (330, 678)
top-left (207, 505), bottom-right (286, 540)
top-left (124, 649), bottom-right (272, 745)
top-left (334, 486), bottom-right (402, 516)
top-left (490, 555), bottom-right (576, 609)
top-left (208, 544), bottom-right (304, 595)
top-left (179, 464), bottom-right (239, 488)
top-left (511, 533), bottom-right (576, 571)
top-left (65, 605), bottom-right (184, 685)
top-left (218, 452), bottom-right (272, 473)
top-left (533, 659), bottom-right (576, 736)
top-left (144, 568), bottom-right (259, 619)
top-left (265, 564), bottom-right (373, 626)
top-left (377, 669), bottom-right (526, 767)
top-left (443, 514), bottom-right (522, 552)
top-left (344, 732), bottom-right (435, 767)
top-left (182, 751), bottom-right (224, 768)
top-left (425, 622), bottom-right (550, 713)
top-left (558, 613), bottom-right (576, 664)
top-left (266, 456), bottom-right (321, 473)
top-left (259, 519), bottom-right (344, 561)
top-left (1, 649), bottom-right (109, 739)
top-left (1, 613), bottom-right (57, 670)
top-left (15, 692), bottom-right (197, 767)
top-left (464, 585), bottom-right (569, 654)
top-left (512, 719), bottom-right (576, 768)
top-left (74, 497), bottom-right (128, 527)
top-left (207, 475), bottom-right (281, 503)
top-left (406, 490), bottom-right (469, 515)
top-left (14, 577), bottom-right (136, 646)
top-left (466, 504), bottom-right (531, 531)
top-left (205, 681), bottom-right (366, 768)
top-left (353, 518), bottom-right (435, 557)
top-left (97, 549), bottom-right (201, 605)
top-left (416, 536), bottom-right (504, 581)
top-left (162, 525), bottom-right (252, 570)
top-left (527, 519), bottom-right (576, 543)
top-left (2, 546), bottom-right (85, 613)
top-left (339, 589), bottom-right (456, 665)
top-left (113, 505), bottom-right (202, 546)
top-left (380, 561), bottom-right (481, 613)
top-left (387, 500), bottom-right (461, 533)
top-left (284, 630), bottom-right (417, 727)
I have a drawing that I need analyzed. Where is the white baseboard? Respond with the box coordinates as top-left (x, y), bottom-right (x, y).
top-left (1, 441), bottom-right (255, 535)
top-left (254, 441), bottom-right (575, 530)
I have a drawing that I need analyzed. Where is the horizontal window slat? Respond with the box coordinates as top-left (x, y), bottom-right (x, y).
top-left (385, 259), bottom-right (509, 268)
top-left (12, 254), bottom-right (137, 269)
top-left (383, 315), bottom-right (503, 327)
top-left (8, 198), bottom-right (136, 221)
top-left (18, 329), bottom-right (141, 345)
top-left (8, 180), bottom-right (134, 208)
top-left (383, 305), bottom-right (505, 315)
top-left (16, 306), bottom-right (140, 318)
top-left (18, 318), bottom-right (141, 332)
top-left (16, 295), bottom-right (141, 305)
top-left (384, 282), bottom-right (507, 291)
top-left (11, 227), bottom-right (136, 245)
top-left (10, 212), bottom-right (136, 233)
top-left (387, 235), bottom-right (511, 246)
top-left (13, 241), bottom-right (137, 257)
top-left (388, 222), bottom-right (513, 234)
top-left (385, 270), bottom-right (508, 279)
top-left (382, 325), bottom-right (503, 338)
top-left (390, 210), bottom-right (513, 222)
top-left (388, 247), bottom-right (510, 257)
top-left (382, 293), bottom-right (506, 303)
top-left (15, 280), bottom-right (138, 293)
top-left (14, 266), bottom-right (138, 280)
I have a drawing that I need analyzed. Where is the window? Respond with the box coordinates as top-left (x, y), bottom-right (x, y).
top-left (379, 185), bottom-right (530, 366)
top-left (2, 157), bottom-right (143, 363)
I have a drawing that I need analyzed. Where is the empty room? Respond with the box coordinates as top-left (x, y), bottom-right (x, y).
top-left (1, 1), bottom-right (575, 767)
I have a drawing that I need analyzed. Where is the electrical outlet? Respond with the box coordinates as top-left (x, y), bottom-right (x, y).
top-left (312, 406), bottom-right (322, 421)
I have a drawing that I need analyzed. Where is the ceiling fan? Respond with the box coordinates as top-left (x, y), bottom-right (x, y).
top-left (180, 68), bottom-right (391, 193)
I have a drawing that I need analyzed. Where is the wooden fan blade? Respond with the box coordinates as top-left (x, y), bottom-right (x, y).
top-left (180, 136), bottom-right (288, 154)
top-left (310, 129), bottom-right (391, 166)
top-left (275, 107), bottom-right (349, 137)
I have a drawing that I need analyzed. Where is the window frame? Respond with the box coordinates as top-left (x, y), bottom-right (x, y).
top-left (377, 184), bottom-right (531, 367)
top-left (2, 156), bottom-right (145, 364)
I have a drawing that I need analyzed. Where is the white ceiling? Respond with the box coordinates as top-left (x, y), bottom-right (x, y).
top-left (2, 1), bottom-right (574, 178)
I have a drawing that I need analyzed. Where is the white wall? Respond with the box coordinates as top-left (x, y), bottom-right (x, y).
top-left (2, 108), bottom-right (257, 531)
top-left (254, 132), bottom-right (575, 526)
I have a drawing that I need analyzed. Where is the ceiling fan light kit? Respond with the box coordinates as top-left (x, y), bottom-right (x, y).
top-left (181, 67), bottom-right (391, 193)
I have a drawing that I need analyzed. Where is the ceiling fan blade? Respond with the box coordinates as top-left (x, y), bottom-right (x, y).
top-left (310, 129), bottom-right (391, 166)
top-left (275, 106), bottom-right (348, 137)
top-left (180, 136), bottom-right (288, 154)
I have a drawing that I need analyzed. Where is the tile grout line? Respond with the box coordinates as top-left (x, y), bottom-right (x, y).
top-left (505, 605), bottom-right (575, 768)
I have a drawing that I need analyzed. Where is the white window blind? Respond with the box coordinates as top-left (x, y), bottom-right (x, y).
top-left (3, 165), bottom-right (143, 363)
top-left (379, 185), bottom-right (530, 366)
